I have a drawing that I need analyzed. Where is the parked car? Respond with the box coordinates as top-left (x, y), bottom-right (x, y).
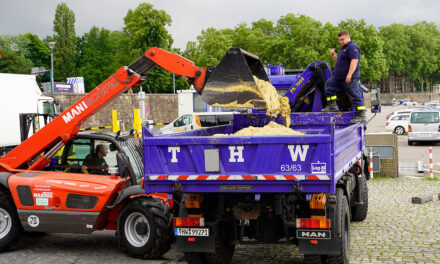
top-left (408, 110), bottom-right (440, 145)
top-left (399, 98), bottom-right (411, 104)
top-left (403, 101), bottom-right (417, 106)
top-left (386, 109), bottom-right (413, 120)
top-left (382, 100), bottom-right (397, 106)
top-left (386, 114), bottom-right (410, 135)
top-left (160, 112), bottom-right (237, 134)
top-left (425, 101), bottom-right (440, 107)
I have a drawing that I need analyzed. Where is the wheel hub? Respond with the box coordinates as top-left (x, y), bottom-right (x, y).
top-left (0, 208), bottom-right (12, 239)
top-left (135, 222), bottom-right (149, 236)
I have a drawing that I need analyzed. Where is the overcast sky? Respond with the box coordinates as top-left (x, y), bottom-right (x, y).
top-left (1, 0), bottom-right (439, 50)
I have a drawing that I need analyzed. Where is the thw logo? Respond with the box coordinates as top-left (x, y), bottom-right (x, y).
top-left (287, 145), bottom-right (309, 162)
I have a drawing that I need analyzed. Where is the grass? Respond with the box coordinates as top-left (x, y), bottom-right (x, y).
top-left (423, 176), bottom-right (440, 181)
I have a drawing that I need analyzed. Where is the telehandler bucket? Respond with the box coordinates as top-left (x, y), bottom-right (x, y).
top-left (202, 48), bottom-right (268, 108)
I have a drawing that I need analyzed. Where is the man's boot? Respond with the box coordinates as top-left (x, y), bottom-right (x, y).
top-left (350, 110), bottom-right (367, 123)
top-left (321, 100), bottom-right (339, 112)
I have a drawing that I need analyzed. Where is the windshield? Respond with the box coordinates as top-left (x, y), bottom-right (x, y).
top-left (119, 137), bottom-right (143, 184)
top-left (410, 112), bottom-right (439, 124)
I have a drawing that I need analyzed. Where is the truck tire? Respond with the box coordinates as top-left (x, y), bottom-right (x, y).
top-left (117, 197), bottom-right (172, 259)
top-left (184, 252), bottom-right (205, 264)
top-left (351, 175), bottom-right (368, 222)
top-left (183, 221), bottom-right (235, 264)
top-left (303, 254), bottom-right (325, 264)
top-left (0, 191), bottom-right (22, 252)
top-left (203, 221), bottom-right (235, 264)
top-left (327, 189), bottom-right (350, 264)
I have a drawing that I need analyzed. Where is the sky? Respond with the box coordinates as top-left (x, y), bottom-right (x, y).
top-left (0, 0), bottom-right (439, 50)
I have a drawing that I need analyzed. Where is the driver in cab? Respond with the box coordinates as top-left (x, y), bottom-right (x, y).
top-left (81, 144), bottom-right (108, 174)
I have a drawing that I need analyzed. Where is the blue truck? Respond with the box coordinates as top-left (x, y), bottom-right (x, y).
top-left (142, 49), bottom-right (379, 264)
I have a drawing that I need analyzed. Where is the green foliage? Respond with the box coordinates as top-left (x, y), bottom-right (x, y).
top-left (76, 27), bottom-right (121, 92)
top-left (122, 2), bottom-right (188, 93)
top-left (3, 5), bottom-right (440, 93)
top-left (0, 35), bottom-right (34, 74)
top-left (53, 2), bottom-right (76, 82)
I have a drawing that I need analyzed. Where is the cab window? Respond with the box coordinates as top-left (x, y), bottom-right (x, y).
top-left (217, 115), bottom-right (233, 125)
top-left (182, 115), bottom-right (193, 126)
top-left (200, 115), bottom-right (216, 127)
top-left (174, 116), bottom-right (183, 127)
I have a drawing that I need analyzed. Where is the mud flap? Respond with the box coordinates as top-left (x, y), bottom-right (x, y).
top-left (176, 233), bottom-right (216, 253)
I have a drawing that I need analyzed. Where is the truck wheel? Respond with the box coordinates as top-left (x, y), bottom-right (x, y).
top-left (351, 175), bottom-right (368, 222)
top-left (304, 254), bottom-right (325, 264)
top-left (0, 191), bottom-right (22, 252)
top-left (327, 189), bottom-right (350, 264)
top-left (117, 197), bottom-right (172, 259)
top-left (184, 252), bottom-right (205, 264)
top-left (203, 221), bottom-right (235, 264)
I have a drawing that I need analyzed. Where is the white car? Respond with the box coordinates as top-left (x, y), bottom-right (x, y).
top-left (403, 101), bottom-right (417, 106)
top-left (385, 114), bottom-right (410, 135)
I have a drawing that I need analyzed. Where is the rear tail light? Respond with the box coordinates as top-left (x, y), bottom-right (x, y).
top-left (173, 217), bottom-right (205, 227)
top-left (408, 125), bottom-right (412, 132)
top-left (386, 121), bottom-right (390, 126)
top-left (438, 125), bottom-right (440, 132)
top-left (296, 218), bottom-right (330, 229)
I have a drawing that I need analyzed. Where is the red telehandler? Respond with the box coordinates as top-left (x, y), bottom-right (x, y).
top-left (0, 47), bottom-right (266, 258)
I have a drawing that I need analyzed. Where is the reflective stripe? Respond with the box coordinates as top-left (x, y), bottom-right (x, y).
top-left (356, 106), bottom-right (366, 110)
top-left (147, 174), bottom-right (331, 181)
top-left (327, 96), bottom-right (337, 101)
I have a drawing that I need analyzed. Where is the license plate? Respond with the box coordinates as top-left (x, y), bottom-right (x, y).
top-left (175, 228), bottom-right (209, 237)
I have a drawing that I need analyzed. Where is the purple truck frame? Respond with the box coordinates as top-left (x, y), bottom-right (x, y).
top-left (143, 112), bottom-right (365, 195)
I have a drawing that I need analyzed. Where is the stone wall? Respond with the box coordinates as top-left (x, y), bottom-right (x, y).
top-left (50, 93), bottom-right (178, 129)
top-left (365, 133), bottom-right (399, 178)
top-left (380, 92), bottom-right (440, 103)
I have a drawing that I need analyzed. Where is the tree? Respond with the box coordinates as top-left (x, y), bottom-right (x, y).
top-left (123, 3), bottom-right (188, 93)
top-left (77, 27), bottom-right (120, 92)
top-left (53, 2), bottom-right (76, 81)
top-left (0, 35), bottom-right (33, 74)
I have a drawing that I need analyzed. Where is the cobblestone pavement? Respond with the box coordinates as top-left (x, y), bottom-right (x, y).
top-left (1, 177), bottom-right (440, 264)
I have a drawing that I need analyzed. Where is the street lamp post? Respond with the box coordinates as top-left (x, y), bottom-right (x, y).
top-left (48, 42), bottom-right (56, 97)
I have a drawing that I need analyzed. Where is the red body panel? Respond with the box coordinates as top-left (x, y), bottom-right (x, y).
top-left (8, 171), bottom-right (127, 212)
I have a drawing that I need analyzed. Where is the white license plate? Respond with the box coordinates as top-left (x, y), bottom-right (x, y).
top-left (175, 228), bottom-right (209, 237)
top-left (419, 133), bottom-right (431, 137)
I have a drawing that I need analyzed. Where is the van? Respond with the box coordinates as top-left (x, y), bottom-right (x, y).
top-left (160, 112), bottom-right (237, 134)
top-left (408, 110), bottom-right (440, 145)
top-left (0, 73), bottom-right (60, 154)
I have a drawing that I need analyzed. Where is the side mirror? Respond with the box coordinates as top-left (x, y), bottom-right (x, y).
top-left (54, 102), bottom-right (63, 114)
top-left (370, 88), bottom-right (381, 113)
top-left (116, 152), bottom-right (127, 177)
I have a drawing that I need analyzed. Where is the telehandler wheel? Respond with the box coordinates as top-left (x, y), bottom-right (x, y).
top-left (0, 191), bottom-right (22, 252)
top-left (327, 189), bottom-right (350, 264)
top-left (117, 197), bottom-right (172, 259)
top-left (351, 174), bottom-right (368, 222)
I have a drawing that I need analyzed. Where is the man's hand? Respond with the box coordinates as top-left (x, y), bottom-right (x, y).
top-left (330, 48), bottom-right (335, 56)
top-left (346, 74), bottom-right (352, 84)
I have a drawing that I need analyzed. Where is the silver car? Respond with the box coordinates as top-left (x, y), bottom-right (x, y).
top-left (408, 110), bottom-right (440, 145)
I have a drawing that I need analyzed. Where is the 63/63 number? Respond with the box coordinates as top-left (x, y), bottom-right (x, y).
top-left (280, 164), bottom-right (302, 172)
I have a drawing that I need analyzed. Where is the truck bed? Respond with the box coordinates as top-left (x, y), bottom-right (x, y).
top-left (143, 113), bottom-right (364, 194)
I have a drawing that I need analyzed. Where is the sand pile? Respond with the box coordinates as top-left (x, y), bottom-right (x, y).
top-left (213, 121), bottom-right (304, 137)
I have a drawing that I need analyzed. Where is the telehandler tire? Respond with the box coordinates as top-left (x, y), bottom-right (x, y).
top-left (117, 197), bottom-right (172, 259)
top-left (0, 191), bottom-right (22, 252)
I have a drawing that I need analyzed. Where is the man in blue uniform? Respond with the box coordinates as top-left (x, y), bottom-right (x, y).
top-left (322, 30), bottom-right (366, 123)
